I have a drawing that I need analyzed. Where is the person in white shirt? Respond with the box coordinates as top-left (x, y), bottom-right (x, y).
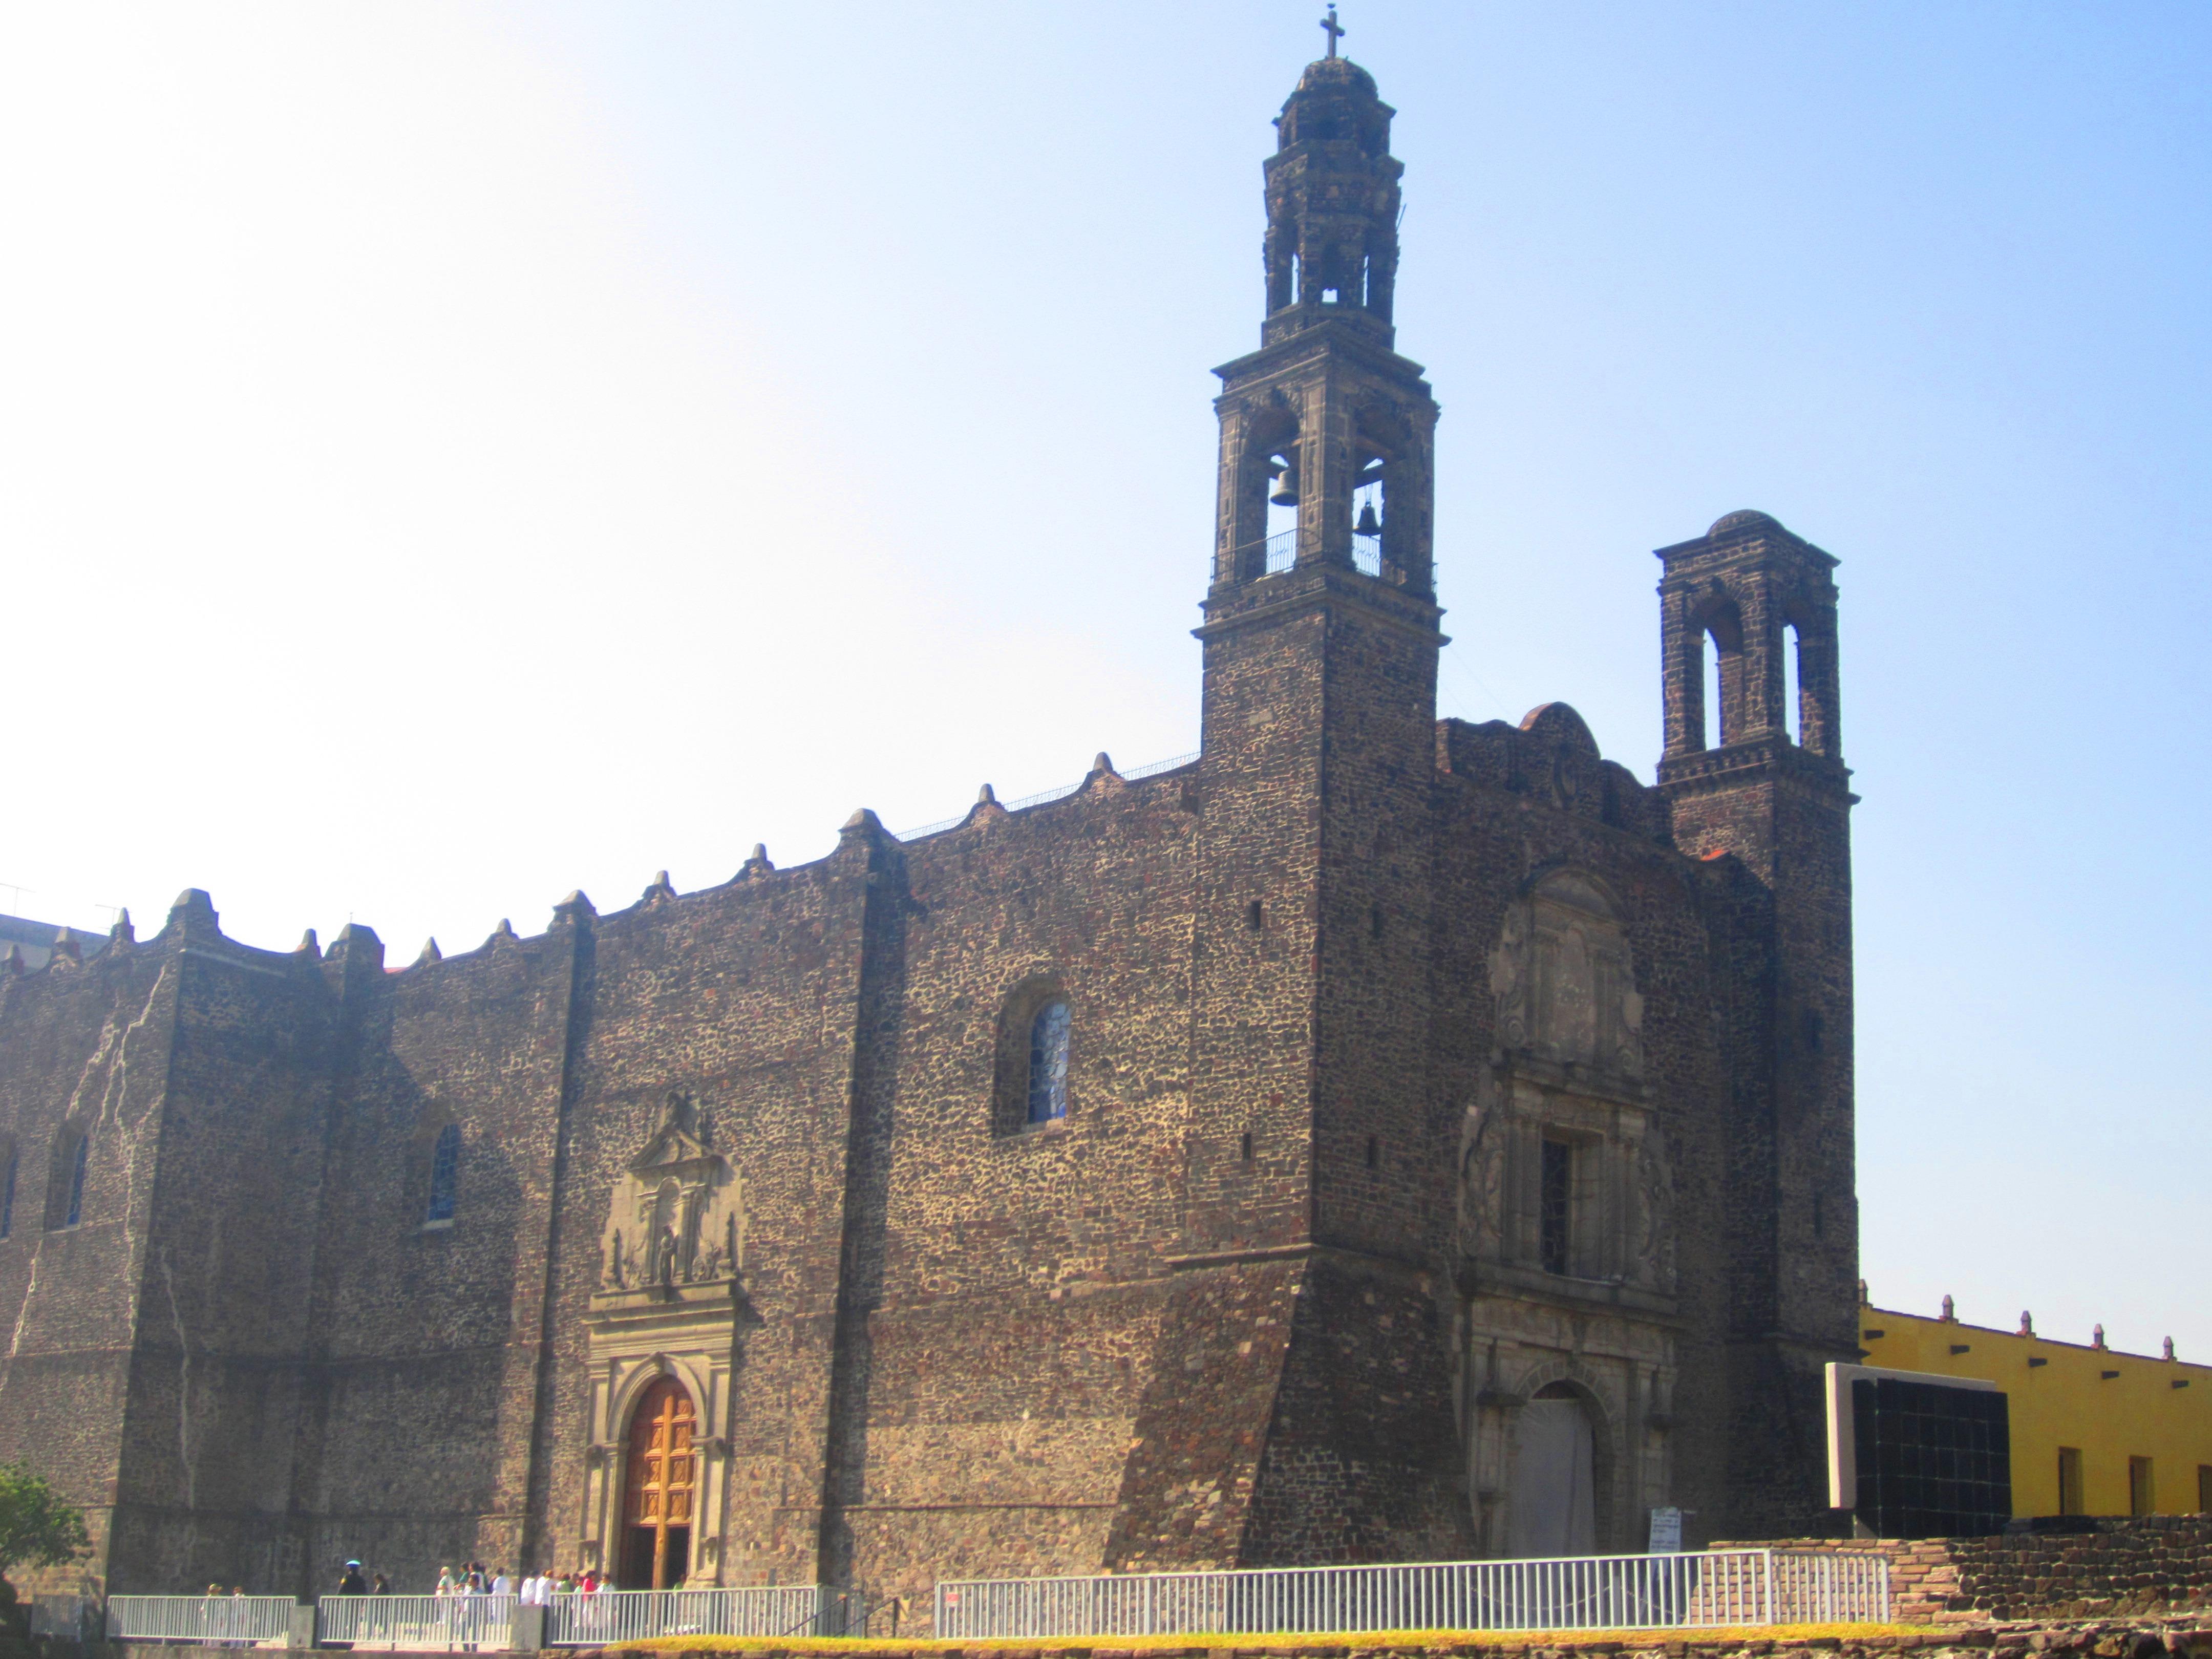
top-left (490, 1571), bottom-right (513, 1599)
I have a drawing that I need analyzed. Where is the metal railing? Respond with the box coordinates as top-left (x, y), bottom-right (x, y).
top-left (1353, 530), bottom-right (1382, 577)
top-left (31, 1597), bottom-right (94, 1641)
top-left (544, 1586), bottom-right (839, 1646)
top-left (1770, 1548), bottom-right (1891, 1624)
top-left (933, 1548), bottom-right (1890, 1639)
top-left (316, 1594), bottom-right (514, 1651)
top-left (893, 751), bottom-right (1200, 842)
top-left (1263, 528), bottom-right (1298, 574)
top-left (105, 1595), bottom-right (297, 1645)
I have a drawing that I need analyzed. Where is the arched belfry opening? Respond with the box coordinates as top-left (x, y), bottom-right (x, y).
top-left (1223, 395), bottom-right (1304, 581)
top-left (621, 1375), bottom-right (697, 1589)
top-left (1685, 595), bottom-right (1745, 752)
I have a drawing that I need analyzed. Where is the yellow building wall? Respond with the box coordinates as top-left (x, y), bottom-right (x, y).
top-left (1861, 1305), bottom-right (2212, 1518)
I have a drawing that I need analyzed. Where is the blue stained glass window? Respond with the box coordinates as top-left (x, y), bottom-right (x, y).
top-left (426, 1123), bottom-right (460, 1223)
top-left (1026, 1001), bottom-right (1071, 1125)
top-left (1, 1150), bottom-right (15, 1238)
top-left (65, 1134), bottom-right (89, 1228)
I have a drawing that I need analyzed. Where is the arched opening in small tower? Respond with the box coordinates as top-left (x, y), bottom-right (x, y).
top-left (1785, 621), bottom-right (1805, 745)
top-left (1703, 633), bottom-right (1724, 750)
top-left (1689, 599), bottom-right (1744, 751)
top-left (1782, 604), bottom-right (1838, 756)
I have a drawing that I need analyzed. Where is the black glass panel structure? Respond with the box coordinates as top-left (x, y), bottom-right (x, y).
top-left (1851, 1375), bottom-right (2011, 1538)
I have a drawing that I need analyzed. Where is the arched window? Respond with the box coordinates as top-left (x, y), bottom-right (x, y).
top-left (0, 1145), bottom-right (16, 1239)
top-left (47, 1132), bottom-right (90, 1239)
top-left (424, 1123), bottom-right (460, 1224)
top-left (1027, 1001), bottom-right (1071, 1125)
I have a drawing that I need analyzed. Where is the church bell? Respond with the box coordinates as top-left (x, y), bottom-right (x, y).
top-left (1354, 500), bottom-right (1383, 536)
top-left (1269, 465), bottom-right (1299, 507)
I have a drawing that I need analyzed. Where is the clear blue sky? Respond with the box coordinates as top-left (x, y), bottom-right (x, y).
top-left (3, 4), bottom-right (2206, 1355)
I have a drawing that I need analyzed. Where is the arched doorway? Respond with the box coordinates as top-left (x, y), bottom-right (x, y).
top-left (1508, 1382), bottom-right (1600, 1557)
top-left (621, 1376), bottom-right (697, 1588)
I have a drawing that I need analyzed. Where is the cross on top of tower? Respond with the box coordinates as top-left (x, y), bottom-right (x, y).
top-left (1320, 5), bottom-right (1345, 58)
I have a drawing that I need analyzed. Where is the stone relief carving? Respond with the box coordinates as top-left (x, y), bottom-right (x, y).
top-left (597, 1090), bottom-right (744, 1295)
top-left (1489, 872), bottom-right (1643, 1079)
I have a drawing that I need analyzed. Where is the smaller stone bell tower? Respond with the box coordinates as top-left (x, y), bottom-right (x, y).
top-left (1655, 509), bottom-right (1861, 1537)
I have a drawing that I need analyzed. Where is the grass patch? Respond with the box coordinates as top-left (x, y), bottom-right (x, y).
top-left (613, 1624), bottom-right (1933, 1654)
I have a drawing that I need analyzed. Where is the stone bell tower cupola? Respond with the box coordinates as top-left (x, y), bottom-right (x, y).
top-left (1264, 53), bottom-right (1403, 341)
top-left (1208, 47), bottom-right (1437, 599)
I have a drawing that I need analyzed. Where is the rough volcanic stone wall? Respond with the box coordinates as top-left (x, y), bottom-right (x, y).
top-left (819, 773), bottom-right (1209, 1602)
top-left (1748, 1524), bottom-right (2212, 1623)
top-left (0, 920), bottom-right (180, 1594)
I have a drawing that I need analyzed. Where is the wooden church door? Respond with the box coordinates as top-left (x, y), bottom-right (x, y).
top-left (622, 1377), bottom-right (697, 1588)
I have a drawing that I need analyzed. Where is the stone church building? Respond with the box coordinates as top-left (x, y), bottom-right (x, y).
top-left (0, 50), bottom-right (1860, 1605)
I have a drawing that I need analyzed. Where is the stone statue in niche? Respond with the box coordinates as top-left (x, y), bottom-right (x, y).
top-left (1457, 1071), bottom-right (1507, 1265)
top-left (1635, 1123), bottom-right (1676, 1290)
top-left (593, 1089), bottom-right (745, 1305)
top-left (1490, 871), bottom-right (1643, 1080)
top-left (1489, 908), bottom-right (1530, 1051)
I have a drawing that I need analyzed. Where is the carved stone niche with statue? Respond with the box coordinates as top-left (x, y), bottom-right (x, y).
top-left (1455, 869), bottom-right (1679, 1556)
top-left (578, 1090), bottom-right (751, 1588)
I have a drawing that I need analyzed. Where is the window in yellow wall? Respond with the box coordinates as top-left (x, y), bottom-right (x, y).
top-left (2199, 1465), bottom-right (2212, 1515)
top-left (2058, 1447), bottom-right (2085, 1516)
top-left (2129, 1456), bottom-right (2155, 1517)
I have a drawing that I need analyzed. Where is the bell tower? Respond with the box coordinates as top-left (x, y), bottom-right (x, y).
top-left (1161, 41), bottom-right (1471, 1565)
top-left (1186, 45), bottom-right (1447, 1279)
top-left (1210, 54), bottom-right (1435, 593)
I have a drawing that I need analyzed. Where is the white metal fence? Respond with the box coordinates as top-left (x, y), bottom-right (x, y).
top-left (105, 1596), bottom-right (297, 1645)
top-left (933, 1549), bottom-right (1891, 1639)
top-left (315, 1594), bottom-right (515, 1651)
top-left (544, 1586), bottom-right (843, 1646)
top-left (1769, 1550), bottom-right (1893, 1624)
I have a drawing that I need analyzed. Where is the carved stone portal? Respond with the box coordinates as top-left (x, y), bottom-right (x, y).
top-left (578, 1091), bottom-right (749, 1587)
top-left (1490, 870), bottom-right (1643, 1079)
top-left (1461, 871), bottom-right (1679, 1556)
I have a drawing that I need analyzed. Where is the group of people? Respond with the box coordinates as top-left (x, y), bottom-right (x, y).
top-left (433, 1564), bottom-right (607, 1600)
top-left (330, 1560), bottom-right (606, 1600)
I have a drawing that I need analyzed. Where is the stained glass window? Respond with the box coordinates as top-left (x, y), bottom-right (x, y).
top-left (64, 1133), bottom-right (89, 1228)
top-left (426, 1123), bottom-right (460, 1223)
top-left (1027, 1001), bottom-right (1071, 1124)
